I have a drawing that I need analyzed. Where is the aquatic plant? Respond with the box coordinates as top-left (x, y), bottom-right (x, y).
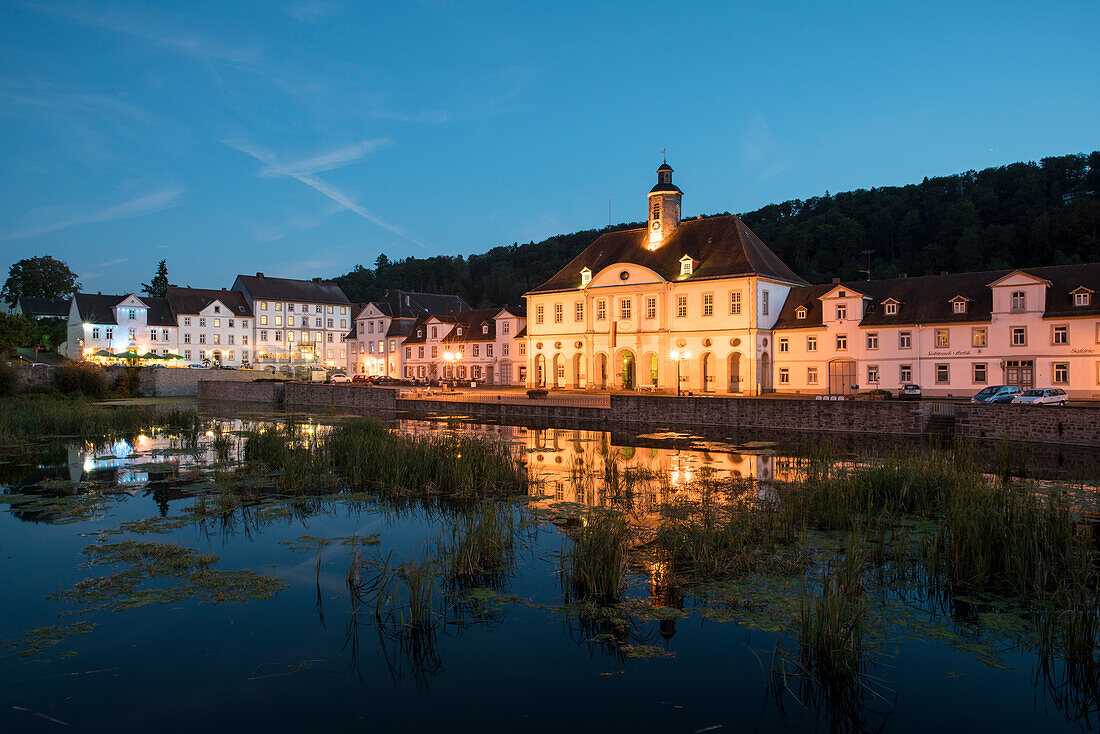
top-left (799, 542), bottom-right (868, 682)
top-left (0, 395), bottom-right (200, 443)
top-left (559, 511), bottom-right (630, 603)
top-left (434, 500), bottom-right (521, 590)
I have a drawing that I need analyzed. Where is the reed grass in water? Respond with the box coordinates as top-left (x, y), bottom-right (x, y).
top-left (0, 395), bottom-right (200, 442)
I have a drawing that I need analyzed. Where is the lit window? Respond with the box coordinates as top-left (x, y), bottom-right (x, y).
top-left (972, 328), bottom-right (987, 347)
top-left (679, 255), bottom-right (693, 276)
top-left (935, 329), bottom-right (949, 348)
top-left (580, 268), bottom-right (592, 286)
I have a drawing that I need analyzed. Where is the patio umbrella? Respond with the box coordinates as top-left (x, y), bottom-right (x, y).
top-left (115, 349), bottom-right (142, 360)
top-left (94, 349), bottom-right (114, 357)
top-left (141, 351), bottom-right (166, 360)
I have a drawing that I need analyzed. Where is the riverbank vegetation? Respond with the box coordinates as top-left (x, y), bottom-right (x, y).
top-left (0, 394), bottom-right (200, 443)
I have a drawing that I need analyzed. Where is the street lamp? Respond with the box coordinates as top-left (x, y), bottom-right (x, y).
top-left (670, 350), bottom-right (691, 396)
top-left (442, 350), bottom-right (461, 385)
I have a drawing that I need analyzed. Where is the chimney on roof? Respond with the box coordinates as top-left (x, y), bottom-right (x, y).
top-left (832, 277), bottom-right (840, 284)
top-left (256, 272), bottom-right (264, 278)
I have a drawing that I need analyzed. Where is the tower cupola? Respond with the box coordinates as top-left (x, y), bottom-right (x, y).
top-left (647, 161), bottom-right (683, 249)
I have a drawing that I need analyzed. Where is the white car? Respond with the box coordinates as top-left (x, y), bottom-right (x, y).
top-left (330, 373), bottom-right (350, 384)
top-left (1011, 388), bottom-right (1068, 406)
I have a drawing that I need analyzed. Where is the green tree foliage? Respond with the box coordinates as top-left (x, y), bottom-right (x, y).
top-left (332, 151), bottom-right (1099, 304)
top-left (1, 256), bottom-right (81, 307)
top-left (141, 259), bottom-right (174, 298)
top-left (0, 313), bottom-right (37, 349)
top-left (35, 317), bottom-right (68, 351)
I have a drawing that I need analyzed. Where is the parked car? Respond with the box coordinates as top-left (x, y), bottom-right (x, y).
top-left (1011, 388), bottom-right (1068, 406)
top-left (330, 373), bottom-right (350, 384)
top-left (187, 364), bottom-right (207, 369)
top-left (971, 385), bottom-right (1021, 404)
top-left (218, 365), bottom-right (236, 370)
top-left (351, 374), bottom-right (370, 383)
top-left (898, 384), bottom-right (922, 400)
top-left (375, 376), bottom-right (402, 386)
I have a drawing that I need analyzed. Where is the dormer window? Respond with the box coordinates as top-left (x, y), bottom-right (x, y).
top-left (457, 327), bottom-right (463, 336)
top-left (795, 306), bottom-right (807, 320)
top-left (580, 267), bottom-right (592, 286)
top-left (417, 329), bottom-right (422, 338)
top-left (214, 305), bottom-right (220, 313)
top-left (884, 302), bottom-right (898, 315)
top-left (679, 255), bottom-right (693, 277)
top-left (482, 324), bottom-right (489, 334)
top-left (836, 304), bottom-right (847, 320)
top-left (1073, 288), bottom-right (1092, 307)
top-left (950, 296), bottom-right (970, 314)
top-left (1011, 291), bottom-right (1026, 311)
top-left (837, 290), bottom-right (846, 298)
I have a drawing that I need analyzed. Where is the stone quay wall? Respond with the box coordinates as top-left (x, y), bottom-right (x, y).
top-left (197, 379), bottom-right (286, 404)
top-left (187, 381), bottom-right (1100, 447)
top-left (954, 404), bottom-right (1100, 448)
top-left (143, 368), bottom-right (270, 397)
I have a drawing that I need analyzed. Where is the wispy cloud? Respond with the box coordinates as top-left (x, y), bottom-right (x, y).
top-left (0, 188), bottom-right (184, 241)
top-left (98, 258), bottom-right (131, 267)
top-left (283, 1), bottom-right (340, 22)
top-left (258, 138), bottom-right (390, 178)
top-left (224, 138), bottom-right (427, 249)
top-left (23, 2), bottom-right (262, 67)
top-left (741, 113), bottom-right (791, 181)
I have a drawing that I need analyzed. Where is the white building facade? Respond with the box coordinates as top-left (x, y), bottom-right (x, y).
top-left (166, 287), bottom-right (253, 367)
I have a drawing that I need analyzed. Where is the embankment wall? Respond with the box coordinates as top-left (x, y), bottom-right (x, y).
top-left (954, 403), bottom-right (1100, 448)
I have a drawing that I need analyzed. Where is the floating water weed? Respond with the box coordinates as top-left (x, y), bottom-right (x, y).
top-left (434, 501), bottom-right (521, 589)
top-left (799, 542), bottom-right (868, 682)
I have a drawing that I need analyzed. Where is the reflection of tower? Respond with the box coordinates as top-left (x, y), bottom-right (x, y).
top-left (648, 558), bottom-right (684, 641)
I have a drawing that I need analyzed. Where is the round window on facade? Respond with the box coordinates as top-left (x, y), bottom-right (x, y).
top-left (535, 342), bottom-right (543, 350)
top-left (703, 338), bottom-right (712, 347)
top-left (730, 338), bottom-right (741, 347)
top-left (619, 271), bottom-right (629, 281)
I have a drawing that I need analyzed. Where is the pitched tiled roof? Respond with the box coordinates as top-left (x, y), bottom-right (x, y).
top-left (773, 262), bottom-right (1100, 329)
top-left (166, 287), bottom-right (254, 317)
top-left (440, 308), bottom-right (500, 343)
top-left (370, 290), bottom-right (470, 319)
top-left (73, 294), bottom-right (176, 326)
top-left (18, 297), bottom-right (69, 318)
top-left (232, 274), bottom-right (351, 305)
top-left (527, 215), bottom-right (807, 294)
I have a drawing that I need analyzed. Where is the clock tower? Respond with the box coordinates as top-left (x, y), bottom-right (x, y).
top-left (647, 161), bottom-right (683, 248)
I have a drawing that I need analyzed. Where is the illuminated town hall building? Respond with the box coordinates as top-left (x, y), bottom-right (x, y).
top-left (524, 163), bottom-right (1100, 399)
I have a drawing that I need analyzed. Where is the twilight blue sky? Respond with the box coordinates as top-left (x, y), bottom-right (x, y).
top-left (1, 0), bottom-right (1098, 294)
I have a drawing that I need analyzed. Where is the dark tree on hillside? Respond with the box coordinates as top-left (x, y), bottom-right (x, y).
top-left (141, 260), bottom-right (175, 298)
top-left (331, 151), bottom-right (1100, 304)
top-left (1, 256), bottom-right (81, 307)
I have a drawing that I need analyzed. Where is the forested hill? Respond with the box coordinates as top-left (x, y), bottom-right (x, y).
top-left (333, 151), bottom-right (1100, 307)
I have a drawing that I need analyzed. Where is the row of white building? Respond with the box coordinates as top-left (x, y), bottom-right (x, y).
top-left (59, 161), bottom-right (1100, 398)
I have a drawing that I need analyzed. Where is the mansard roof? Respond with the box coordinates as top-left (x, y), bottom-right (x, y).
top-left (440, 308), bottom-right (501, 343)
top-left (165, 287), bottom-right (254, 317)
top-left (73, 293), bottom-right (176, 327)
top-left (773, 262), bottom-right (1100, 329)
top-left (527, 215), bottom-right (807, 294)
top-left (232, 273), bottom-right (351, 305)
